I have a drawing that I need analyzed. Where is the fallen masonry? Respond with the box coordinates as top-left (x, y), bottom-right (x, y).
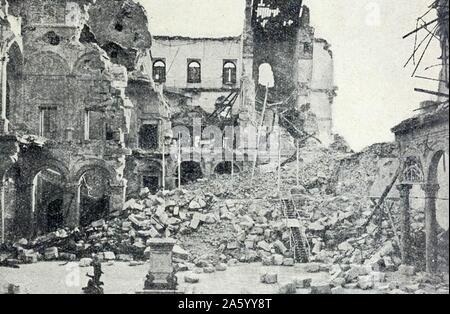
top-left (0, 143), bottom-right (448, 294)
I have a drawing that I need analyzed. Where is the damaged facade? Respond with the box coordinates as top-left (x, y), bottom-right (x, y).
top-left (392, 0), bottom-right (449, 273)
top-left (247, 1), bottom-right (337, 146)
top-left (0, 0), bottom-right (337, 243)
top-left (0, 0), bottom-right (172, 241)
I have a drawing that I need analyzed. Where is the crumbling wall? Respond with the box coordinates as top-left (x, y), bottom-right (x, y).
top-left (0, 0), bottom-right (159, 238)
top-left (87, 0), bottom-right (152, 71)
top-left (252, 0), bottom-right (303, 103)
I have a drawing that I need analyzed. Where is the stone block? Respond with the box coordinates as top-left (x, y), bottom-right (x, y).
top-left (310, 283), bottom-right (332, 294)
top-left (294, 278), bottom-right (312, 289)
top-left (215, 263), bottom-right (227, 271)
top-left (283, 258), bottom-right (295, 266)
top-left (278, 282), bottom-right (297, 294)
top-left (173, 245), bottom-right (189, 260)
top-left (272, 254), bottom-right (284, 266)
top-left (203, 266), bottom-right (216, 273)
top-left (398, 265), bottom-right (416, 276)
top-left (44, 247), bottom-right (59, 260)
top-left (184, 274), bottom-right (200, 284)
top-left (357, 275), bottom-right (374, 290)
top-left (190, 218), bottom-right (200, 230)
top-left (260, 273), bottom-right (278, 284)
top-left (103, 252), bottom-right (116, 261)
top-left (79, 258), bottom-right (93, 267)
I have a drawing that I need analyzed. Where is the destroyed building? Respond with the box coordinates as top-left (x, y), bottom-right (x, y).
top-left (0, 0), bottom-right (173, 241)
top-left (391, 0), bottom-right (449, 273)
top-left (0, 0), bottom-right (338, 243)
top-left (147, 0), bottom-right (337, 184)
top-left (0, 1), bottom-right (448, 296)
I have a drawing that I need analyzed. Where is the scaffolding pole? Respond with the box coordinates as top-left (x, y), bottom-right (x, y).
top-left (231, 126), bottom-right (235, 186)
top-left (178, 134), bottom-right (181, 189)
top-left (161, 120), bottom-right (166, 192)
top-left (296, 139), bottom-right (300, 187)
top-left (277, 119), bottom-right (282, 194)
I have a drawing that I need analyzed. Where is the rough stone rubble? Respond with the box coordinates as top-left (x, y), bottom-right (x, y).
top-left (2, 141), bottom-right (448, 294)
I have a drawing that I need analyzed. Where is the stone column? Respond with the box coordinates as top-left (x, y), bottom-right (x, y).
top-left (63, 182), bottom-right (80, 228)
top-left (397, 184), bottom-right (413, 265)
top-left (421, 183), bottom-right (440, 273)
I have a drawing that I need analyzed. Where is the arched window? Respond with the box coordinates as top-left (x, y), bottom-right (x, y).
top-left (187, 60), bottom-right (201, 83)
top-left (152, 60), bottom-right (166, 83)
top-left (223, 61), bottom-right (237, 85)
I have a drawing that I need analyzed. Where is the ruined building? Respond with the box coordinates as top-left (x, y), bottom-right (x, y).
top-left (150, 1), bottom-right (336, 147)
top-left (245, 0), bottom-right (337, 146)
top-left (391, 0), bottom-right (449, 273)
top-left (0, 0), bottom-right (174, 241)
top-left (147, 0), bottom-right (337, 181)
top-left (0, 0), bottom-right (337, 242)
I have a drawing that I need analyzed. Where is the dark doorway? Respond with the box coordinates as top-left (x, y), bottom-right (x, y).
top-left (32, 168), bottom-right (66, 235)
top-left (143, 176), bottom-right (160, 194)
top-left (79, 168), bottom-right (110, 227)
top-left (214, 162), bottom-right (240, 175)
top-left (47, 199), bottom-right (64, 232)
top-left (80, 195), bottom-right (109, 227)
top-left (139, 124), bottom-right (159, 150)
top-left (176, 162), bottom-right (203, 185)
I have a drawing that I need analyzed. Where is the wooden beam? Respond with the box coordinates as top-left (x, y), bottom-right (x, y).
top-left (414, 88), bottom-right (450, 98)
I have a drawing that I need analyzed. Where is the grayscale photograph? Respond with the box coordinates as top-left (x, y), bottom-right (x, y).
top-left (0, 0), bottom-right (448, 298)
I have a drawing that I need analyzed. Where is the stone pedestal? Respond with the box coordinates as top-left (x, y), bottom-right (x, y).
top-left (142, 238), bottom-right (179, 292)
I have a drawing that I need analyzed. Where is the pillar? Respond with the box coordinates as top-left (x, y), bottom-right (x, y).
top-left (64, 182), bottom-right (80, 228)
top-left (421, 183), bottom-right (440, 273)
top-left (397, 183), bottom-right (413, 265)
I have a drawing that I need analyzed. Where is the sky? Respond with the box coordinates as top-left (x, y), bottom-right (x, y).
top-left (139, 0), bottom-right (442, 151)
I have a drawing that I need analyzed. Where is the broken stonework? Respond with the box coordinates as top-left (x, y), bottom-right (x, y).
top-left (184, 274), bottom-right (200, 284)
top-left (310, 283), bottom-right (332, 294)
top-left (260, 273), bottom-right (278, 284)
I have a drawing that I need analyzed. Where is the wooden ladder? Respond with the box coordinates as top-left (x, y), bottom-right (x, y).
top-left (281, 198), bottom-right (310, 263)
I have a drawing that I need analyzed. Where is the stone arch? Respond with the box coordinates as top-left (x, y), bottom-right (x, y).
top-left (71, 159), bottom-right (118, 185)
top-left (77, 166), bottom-right (112, 227)
top-left (174, 161), bottom-right (204, 185)
top-left (427, 149), bottom-right (448, 185)
top-left (24, 51), bottom-right (70, 76)
top-left (31, 165), bottom-right (68, 234)
top-left (213, 161), bottom-right (241, 175)
top-left (28, 158), bottom-right (70, 186)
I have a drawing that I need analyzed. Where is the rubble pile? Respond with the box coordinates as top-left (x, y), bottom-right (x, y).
top-left (0, 188), bottom-right (227, 265)
top-left (0, 142), bottom-right (422, 276)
